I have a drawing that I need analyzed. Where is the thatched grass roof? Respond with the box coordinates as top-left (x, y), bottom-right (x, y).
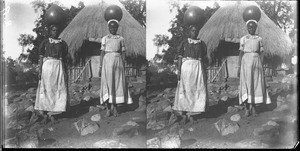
top-left (198, 1), bottom-right (293, 59)
top-left (59, 0), bottom-right (145, 60)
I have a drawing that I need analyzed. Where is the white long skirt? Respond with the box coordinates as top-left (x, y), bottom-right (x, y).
top-left (239, 53), bottom-right (271, 104)
top-left (35, 58), bottom-right (67, 112)
top-left (173, 59), bottom-right (208, 114)
top-left (99, 52), bottom-right (132, 104)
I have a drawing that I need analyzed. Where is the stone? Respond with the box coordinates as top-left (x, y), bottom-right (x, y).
top-left (151, 121), bottom-right (166, 131)
top-left (227, 106), bottom-right (238, 113)
top-left (253, 121), bottom-right (280, 138)
top-left (89, 106), bottom-right (99, 112)
top-left (274, 104), bottom-right (289, 112)
top-left (230, 114), bottom-right (241, 122)
top-left (122, 121), bottom-right (139, 127)
top-left (156, 129), bottom-right (169, 138)
top-left (235, 139), bottom-right (268, 148)
top-left (94, 139), bottom-right (127, 148)
top-left (83, 95), bottom-right (91, 102)
top-left (234, 105), bottom-right (244, 110)
top-left (25, 105), bottom-right (34, 112)
top-left (91, 114), bottom-right (101, 122)
top-left (161, 134), bottom-right (181, 148)
top-left (286, 114), bottom-right (297, 123)
top-left (221, 95), bottom-right (229, 102)
top-left (156, 99), bottom-right (171, 111)
top-left (147, 137), bottom-right (161, 148)
top-left (276, 95), bottom-right (286, 102)
top-left (188, 127), bottom-right (194, 132)
top-left (73, 118), bottom-right (99, 135)
top-left (214, 119), bottom-right (240, 136)
top-left (146, 119), bottom-right (156, 130)
top-left (112, 123), bottom-right (139, 138)
top-left (263, 120), bottom-right (279, 127)
top-left (163, 105), bottom-right (172, 112)
top-left (253, 127), bottom-right (264, 137)
top-left (81, 122), bottom-right (99, 136)
top-left (169, 123), bottom-right (180, 135)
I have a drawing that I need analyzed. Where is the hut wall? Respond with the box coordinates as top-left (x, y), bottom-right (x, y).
top-left (210, 41), bottom-right (240, 82)
top-left (90, 56), bottom-right (101, 78)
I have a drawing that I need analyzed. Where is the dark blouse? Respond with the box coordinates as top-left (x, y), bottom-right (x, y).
top-left (177, 39), bottom-right (207, 60)
top-left (39, 39), bottom-right (68, 61)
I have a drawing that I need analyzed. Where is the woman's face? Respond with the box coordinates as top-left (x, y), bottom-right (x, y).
top-left (247, 22), bottom-right (257, 35)
top-left (108, 21), bottom-right (119, 35)
top-left (189, 26), bottom-right (199, 39)
top-left (50, 26), bottom-right (59, 39)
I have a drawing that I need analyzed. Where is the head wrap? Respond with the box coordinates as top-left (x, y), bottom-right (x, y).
top-left (246, 19), bottom-right (258, 26)
top-left (107, 19), bottom-right (119, 26)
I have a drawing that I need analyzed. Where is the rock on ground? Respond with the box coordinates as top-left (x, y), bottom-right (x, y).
top-left (235, 139), bottom-right (269, 148)
top-left (214, 119), bottom-right (240, 136)
top-left (93, 139), bottom-right (127, 148)
top-left (147, 137), bottom-right (161, 148)
top-left (160, 134), bottom-right (181, 148)
top-left (230, 114), bottom-right (241, 122)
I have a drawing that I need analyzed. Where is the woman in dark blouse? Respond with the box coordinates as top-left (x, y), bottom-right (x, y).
top-left (172, 25), bottom-right (209, 124)
top-left (34, 24), bottom-right (69, 124)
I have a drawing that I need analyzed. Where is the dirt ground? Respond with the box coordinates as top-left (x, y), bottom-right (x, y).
top-left (146, 77), bottom-right (298, 148)
top-left (4, 80), bottom-right (146, 148)
top-left (3, 74), bottom-right (298, 148)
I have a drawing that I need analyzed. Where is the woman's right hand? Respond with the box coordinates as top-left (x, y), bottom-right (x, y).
top-left (177, 71), bottom-right (181, 81)
top-left (38, 70), bottom-right (42, 80)
top-left (237, 67), bottom-right (240, 78)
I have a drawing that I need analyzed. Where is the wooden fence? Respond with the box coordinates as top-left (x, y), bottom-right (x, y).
top-left (68, 60), bottom-right (142, 83)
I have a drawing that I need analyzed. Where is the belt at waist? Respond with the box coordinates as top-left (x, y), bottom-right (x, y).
top-left (44, 56), bottom-right (62, 60)
top-left (244, 51), bottom-right (259, 54)
top-left (105, 51), bottom-right (120, 53)
top-left (183, 57), bottom-right (201, 62)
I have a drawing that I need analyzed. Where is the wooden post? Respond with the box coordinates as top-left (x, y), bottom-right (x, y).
top-left (211, 59), bottom-right (227, 83)
top-left (89, 59), bottom-right (92, 82)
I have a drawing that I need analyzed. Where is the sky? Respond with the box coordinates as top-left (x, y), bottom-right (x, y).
top-left (3, 0), bottom-right (297, 60)
top-left (3, 0), bottom-right (97, 59)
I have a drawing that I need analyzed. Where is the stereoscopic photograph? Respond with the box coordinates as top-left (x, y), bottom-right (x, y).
top-left (0, 0), bottom-right (298, 149)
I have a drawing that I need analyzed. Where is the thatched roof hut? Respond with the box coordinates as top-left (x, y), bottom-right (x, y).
top-left (198, 1), bottom-right (293, 65)
top-left (59, 0), bottom-right (145, 62)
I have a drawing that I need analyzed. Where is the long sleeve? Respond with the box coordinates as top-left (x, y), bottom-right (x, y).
top-left (177, 40), bottom-right (185, 58)
top-left (38, 39), bottom-right (47, 56)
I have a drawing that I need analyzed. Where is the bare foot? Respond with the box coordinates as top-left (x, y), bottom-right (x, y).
top-left (252, 107), bottom-right (258, 117)
top-left (244, 109), bottom-right (250, 117)
top-left (188, 116), bottom-right (194, 124)
top-left (105, 109), bottom-right (111, 117)
top-left (113, 108), bottom-right (119, 117)
top-left (40, 114), bottom-right (48, 125)
top-left (179, 115), bottom-right (187, 125)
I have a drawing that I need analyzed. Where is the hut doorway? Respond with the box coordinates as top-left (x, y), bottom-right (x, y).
top-left (83, 40), bottom-right (102, 78)
top-left (216, 41), bottom-right (240, 81)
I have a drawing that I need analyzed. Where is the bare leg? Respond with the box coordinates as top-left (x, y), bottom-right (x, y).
top-left (40, 111), bottom-right (48, 125)
top-left (244, 102), bottom-right (250, 117)
top-left (187, 114), bottom-right (194, 124)
top-left (112, 104), bottom-right (119, 117)
top-left (105, 102), bottom-right (111, 117)
top-left (179, 112), bottom-right (187, 125)
top-left (251, 104), bottom-right (258, 117)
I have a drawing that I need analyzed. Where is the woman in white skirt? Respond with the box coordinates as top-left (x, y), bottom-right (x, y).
top-left (238, 20), bottom-right (271, 117)
top-left (99, 20), bottom-right (132, 117)
top-left (35, 24), bottom-right (69, 124)
top-left (173, 25), bottom-right (209, 124)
